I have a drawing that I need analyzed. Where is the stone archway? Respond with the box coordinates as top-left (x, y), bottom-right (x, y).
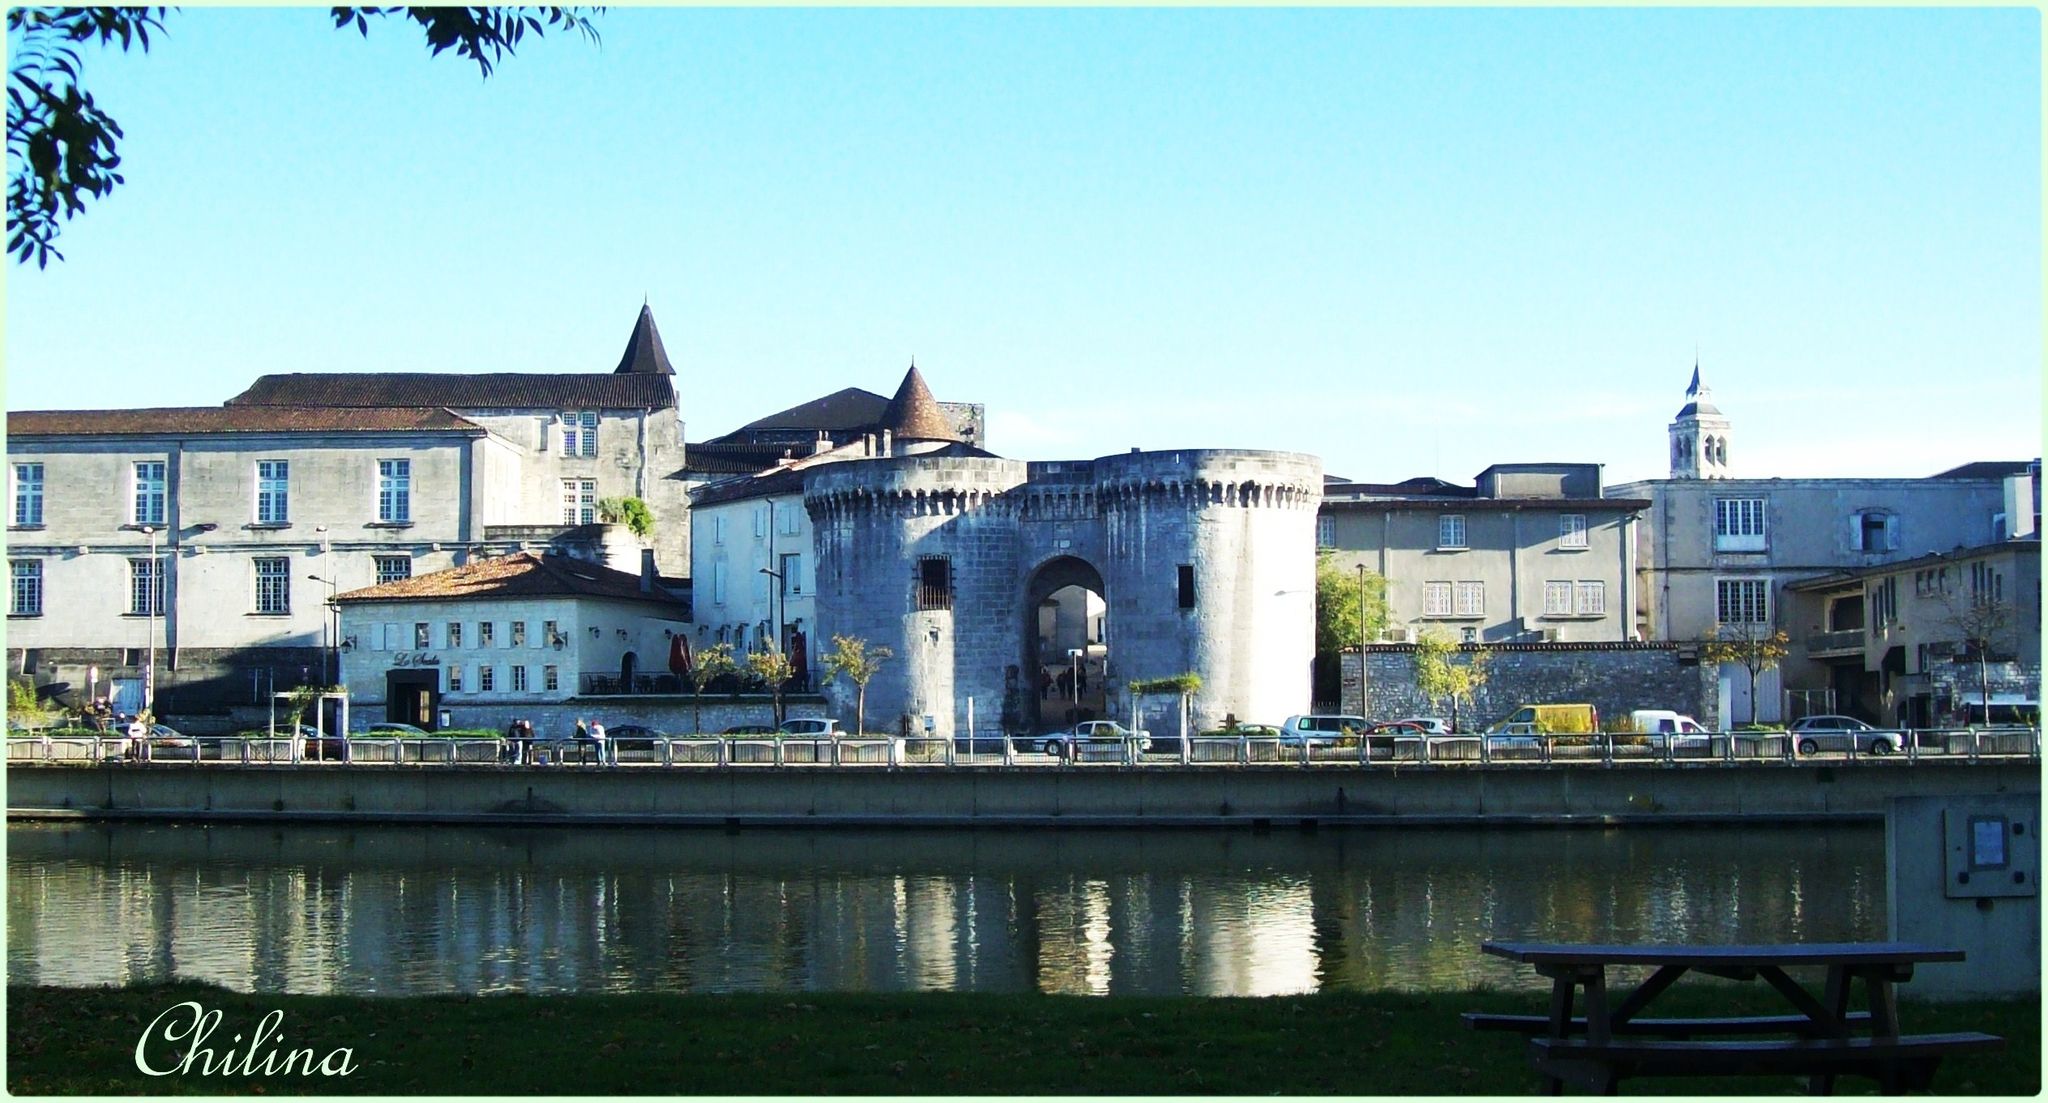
top-left (1023, 556), bottom-right (1108, 733)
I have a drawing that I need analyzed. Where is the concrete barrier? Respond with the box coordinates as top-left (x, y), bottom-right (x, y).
top-left (6, 761), bottom-right (2037, 829)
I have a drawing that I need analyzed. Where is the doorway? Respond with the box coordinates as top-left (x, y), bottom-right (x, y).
top-left (1023, 556), bottom-right (1108, 733)
top-left (386, 669), bottom-right (439, 730)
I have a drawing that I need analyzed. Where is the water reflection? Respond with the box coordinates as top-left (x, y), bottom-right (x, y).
top-left (8, 823), bottom-right (1883, 997)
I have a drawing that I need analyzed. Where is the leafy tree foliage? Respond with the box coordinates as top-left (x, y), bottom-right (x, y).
top-left (597, 496), bottom-right (655, 538)
top-left (1314, 551), bottom-right (1388, 657)
top-left (8, 6), bottom-right (601, 267)
top-left (1700, 624), bottom-right (1791, 726)
top-left (684, 641), bottom-right (737, 735)
top-left (821, 634), bottom-right (891, 736)
top-left (1413, 628), bottom-right (1491, 732)
top-left (744, 648), bottom-right (793, 728)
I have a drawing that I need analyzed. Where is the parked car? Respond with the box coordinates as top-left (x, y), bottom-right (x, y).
top-left (1390, 717), bottom-right (1453, 736)
top-left (1039, 720), bottom-right (1150, 758)
top-left (722, 724), bottom-right (777, 736)
top-left (778, 718), bottom-right (847, 737)
top-left (129, 724), bottom-right (197, 761)
top-left (1623, 710), bottom-right (1712, 751)
top-left (1277, 715), bottom-right (1367, 747)
top-left (1789, 715), bottom-right (1902, 756)
top-left (1489, 704), bottom-right (1599, 734)
top-left (1483, 722), bottom-right (1545, 750)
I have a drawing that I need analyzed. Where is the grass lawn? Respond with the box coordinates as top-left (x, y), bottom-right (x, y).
top-left (7, 982), bottom-right (2036, 1095)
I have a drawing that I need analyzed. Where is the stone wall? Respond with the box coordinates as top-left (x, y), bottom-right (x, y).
top-left (20, 645), bottom-right (329, 716)
top-left (1340, 642), bottom-right (1718, 729)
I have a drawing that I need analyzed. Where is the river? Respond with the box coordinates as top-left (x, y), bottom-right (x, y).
top-left (7, 821), bottom-right (1884, 997)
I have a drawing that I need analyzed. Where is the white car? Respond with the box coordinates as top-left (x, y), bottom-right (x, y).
top-left (778, 718), bottom-right (847, 737)
top-left (1790, 716), bottom-right (1902, 756)
top-left (1039, 721), bottom-right (1150, 758)
top-left (1277, 715), bottom-right (1366, 747)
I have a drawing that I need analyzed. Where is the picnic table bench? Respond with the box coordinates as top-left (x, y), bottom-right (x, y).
top-left (1473, 941), bottom-right (2003, 1095)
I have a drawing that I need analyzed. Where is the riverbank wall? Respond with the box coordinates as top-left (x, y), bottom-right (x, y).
top-left (7, 762), bottom-right (2036, 828)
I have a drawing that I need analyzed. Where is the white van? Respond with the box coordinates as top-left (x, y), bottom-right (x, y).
top-left (1278, 715), bottom-right (1367, 747)
top-left (1628, 710), bottom-right (1710, 749)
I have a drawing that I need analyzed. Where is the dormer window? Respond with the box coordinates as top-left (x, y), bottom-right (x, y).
top-left (1852, 510), bottom-right (1898, 553)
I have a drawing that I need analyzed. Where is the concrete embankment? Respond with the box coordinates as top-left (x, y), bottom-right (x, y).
top-left (6, 762), bottom-right (2038, 828)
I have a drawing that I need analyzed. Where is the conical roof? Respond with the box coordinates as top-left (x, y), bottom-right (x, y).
top-left (1676, 360), bottom-right (1720, 418)
top-left (613, 303), bottom-right (676, 375)
top-left (878, 364), bottom-right (960, 441)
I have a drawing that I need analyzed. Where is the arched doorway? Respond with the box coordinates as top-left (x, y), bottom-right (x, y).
top-left (1023, 556), bottom-right (1108, 733)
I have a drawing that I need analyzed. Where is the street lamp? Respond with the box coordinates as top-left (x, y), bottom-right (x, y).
top-left (1357, 563), bottom-right (1371, 721)
top-left (140, 525), bottom-right (157, 717)
top-left (758, 567), bottom-right (784, 654)
top-left (307, 574), bottom-right (339, 686)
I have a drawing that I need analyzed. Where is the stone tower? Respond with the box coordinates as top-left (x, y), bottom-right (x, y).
top-left (1668, 362), bottom-right (1732, 479)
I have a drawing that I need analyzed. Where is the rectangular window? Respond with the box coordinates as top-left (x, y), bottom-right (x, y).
top-left (478, 665), bottom-right (495, 692)
top-left (560, 411), bottom-right (598, 457)
top-left (414, 622), bottom-right (430, 649)
top-left (1438, 514), bottom-right (1467, 549)
top-left (448, 665), bottom-right (463, 692)
top-left (1574, 580), bottom-right (1605, 616)
top-left (511, 621), bottom-right (527, 648)
top-left (374, 556), bottom-right (412, 584)
top-left (561, 478), bottom-right (596, 525)
top-left (1316, 515), bottom-right (1335, 547)
top-left (10, 560), bottom-right (42, 616)
top-left (1543, 580), bottom-right (1573, 615)
top-left (377, 459), bottom-right (411, 523)
top-left (543, 665), bottom-right (559, 692)
top-left (132, 461), bottom-right (166, 526)
top-left (1559, 514), bottom-right (1588, 549)
top-left (13, 463), bottom-right (43, 526)
top-left (713, 561), bottom-right (727, 605)
top-left (781, 553), bottom-right (802, 596)
top-left (479, 621), bottom-right (495, 648)
top-left (1177, 564), bottom-right (1196, 609)
top-left (447, 622), bottom-right (463, 649)
top-left (754, 504), bottom-right (767, 537)
top-left (1716, 578), bottom-right (1770, 625)
top-left (917, 556), bottom-right (952, 611)
top-left (714, 515), bottom-right (726, 545)
top-left (779, 503), bottom-right (801, 536)
top-left (128, 557), bottom-right (165, 615)
top-left (512, 665), bottom-right (529, 692)
top-left (1714, 498), bottom-right (1767, 551)
top-left (542, 620), bottom-right (558, 647)
top-left (255, 460), bottom-right (289, 524)
top-left (1453, 581), bottom-right (1485, 616)
top-left (253, 557), bottom-right (290, 614)
top-left (1423, 581), bottom-right (1453, 617)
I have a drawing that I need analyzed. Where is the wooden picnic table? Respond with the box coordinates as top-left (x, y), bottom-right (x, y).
top-left (1472, 940), bottom-right (2001, 1094)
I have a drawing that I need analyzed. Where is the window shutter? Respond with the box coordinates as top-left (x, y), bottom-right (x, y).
top-left (1885, 514), bottom-right (1900, 550)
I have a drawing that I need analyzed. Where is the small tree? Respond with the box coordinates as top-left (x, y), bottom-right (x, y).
top-left (1315, 551), bottom-right (1390, 657)
top-left (596, 496), bottom-right (655, 539)
top-left (1701, 623), bottom-right (1791, 726)
top-left (745, 648), bottom-right (794, 727)
top-left (822, 634), bottom-right (893, 736)
top-left (7, 677), bottom-right (55, 730)
top-left (1413, 629), bottom-right (1492, 733)
top-left (1935, 582), bottom-right (2018, 726)
top-left (684, 642), bottom-right (737, 735)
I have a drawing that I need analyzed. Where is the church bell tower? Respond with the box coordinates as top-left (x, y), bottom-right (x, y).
top-left (1668, 361), bottom-right (1732, 479)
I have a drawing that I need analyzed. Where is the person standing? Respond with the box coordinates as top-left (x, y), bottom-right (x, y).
top-left (588, 719), bottom-right (608, 766)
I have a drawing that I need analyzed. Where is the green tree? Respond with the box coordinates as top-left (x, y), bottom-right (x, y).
top-left (8, 7), bottom-right (601, 267)
top-left (684, 642), bottom-right (737, 736)
top-left (1934, 583), bottom-right (2018, 726)
top-left (1413, 629), bottom-right (1491, 733)
top-left (596, 497), bottom-right (655, 539)
top-left (821, 634), bottom-right (892, 736)
top-left (1701, 623), bottom-right (1791, 726)
top-left (1315, 551), bottom-right (1389, 657)
top-left (745, 648), bottom-right (793, 728)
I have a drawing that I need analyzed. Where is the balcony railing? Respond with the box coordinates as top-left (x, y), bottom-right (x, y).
top-left (1805, 628), bottom-right (1866, 655)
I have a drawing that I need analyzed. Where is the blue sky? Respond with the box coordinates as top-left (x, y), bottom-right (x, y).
top-left (4, 7), bottom-right (2040, 485)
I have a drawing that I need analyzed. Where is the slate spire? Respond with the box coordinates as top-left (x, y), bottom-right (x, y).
top-left (613, 303), bottom-right (676, 376)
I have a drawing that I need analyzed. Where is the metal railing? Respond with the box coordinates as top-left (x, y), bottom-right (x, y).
top-left (7, 727), bottom-right (2039, 770)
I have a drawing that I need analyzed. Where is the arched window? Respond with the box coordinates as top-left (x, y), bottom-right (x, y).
top-left (1852, 509), bottom-right (1898, 552)
top-left (1714, 437), bottom-right (1728, 466)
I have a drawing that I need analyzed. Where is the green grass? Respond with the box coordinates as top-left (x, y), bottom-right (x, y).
top-left (6, 982), bottom-right (2036, 1095)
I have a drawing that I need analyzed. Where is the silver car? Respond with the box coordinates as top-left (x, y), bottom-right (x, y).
top-left (1789, 715), bottom-right (1902, 756)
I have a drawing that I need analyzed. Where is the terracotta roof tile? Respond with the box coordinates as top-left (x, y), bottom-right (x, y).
top-left (6, 406), bottom-right (484, 437)
top-left (334, 552), bottom-right (684, 609)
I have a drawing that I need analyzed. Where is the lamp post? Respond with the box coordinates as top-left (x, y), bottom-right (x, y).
top-left (141, 525), bottom-right (157, 717)
top-left (758, 567), bottom-right (784, 654)
top-left (1068, 647), bottom-right (1082, 708)
top-left (307, 574), bottom-right (339, 686)
top-left (1357, 563), bottom-right (1371, 721)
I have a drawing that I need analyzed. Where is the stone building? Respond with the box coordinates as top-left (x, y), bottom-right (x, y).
top-left (1609, 367), bottom-right (2033, 722)
top-left (332, 551), bottom-right (689, 730)
top-left (1783, 538), bottom-right (2041, 726)
top-left (684, 361), bottom-right (984, 481)
top-left (805, 448), bottom-right (1322, 738)
top-left (5, 305), bottom-right (685, 716)
top-left (1318, 462), bottom-right (1647, 646)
